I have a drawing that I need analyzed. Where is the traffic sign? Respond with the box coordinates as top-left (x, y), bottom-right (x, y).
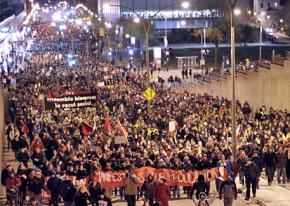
top-left (143, 87), bottom-right (156, 101)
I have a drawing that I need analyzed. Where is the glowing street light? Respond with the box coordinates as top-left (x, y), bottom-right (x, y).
top-left (125, 33), bottom-right (130, 39)
top-left (181, 1), bottom-right (190, 9)
top-left (59, 24), bottom-right (67, 30)
top-left (76, 18), bottom-right (83, 25)
top-left (87, 20), bottom-right (92, 26)
top-left (52, 12), bottom-right (62, 21)
top-left (103, 3), bottom-right (110, 10)
top-left (234, 8), bottom-right (241, 16)
top-left (133, 17), bottom-right (140, 23)
top-left (50, 22), bottom-right (56, 27)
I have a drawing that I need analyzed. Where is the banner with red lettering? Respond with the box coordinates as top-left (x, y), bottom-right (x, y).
top-left (91, 167), bottom-right (225, 189)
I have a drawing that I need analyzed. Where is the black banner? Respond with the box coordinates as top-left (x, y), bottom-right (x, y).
top-left (44, 94), bottom-right (97, 110)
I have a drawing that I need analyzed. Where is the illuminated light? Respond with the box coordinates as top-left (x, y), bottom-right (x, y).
top-left (98, 17), bottom-right (102, 22)
top-left (68, 54), bottom-right (73, 58)
top-left (7, 57), bottom-right (13, 63)
top-left (181, 20), bottom-right (186, 26)
top-left (129, 49), bottom-right (134, 55)
top-left (108, 51), bottom-right (112, 56)
top-left (125, 33), bottom-right (130, 38)
top-left (59, 54), bottom-right (63, 59)
top-left (50, 22), bottom-right (56, 27)
top-left (105, 22), bottom-right (112, 28)
top-left (133, 17), bottom-right (140, 23)
top-left (87, 21), bottom-right (92, 26)
top-left (248, 10), bottom-right (252, 15)
top-left (59, 24), bottom-right (67, 30)
top-left (234, 9), bottom-right (241, 16)
top-left (76, 19), bottom-right (83, 25)
top-left (267, 15), bottom-right (270, 19)
top-left (280, 19), bottom-right (284, 23)
top-left (115, 29), bottom-right (119, 34)
top-left (181, 1), bottom-right (190, 9)
top-left (52, 12), bottom-right (62, 21)
top-left (131, 36), bottom-right (136, 45)
top-left (0, 27), bottom-right (10, 32)
top-left (103, 3), bottom-right (110, 10)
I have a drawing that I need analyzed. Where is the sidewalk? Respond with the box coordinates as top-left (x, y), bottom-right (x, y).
top-left (237, 177), bottom-right (290, 206)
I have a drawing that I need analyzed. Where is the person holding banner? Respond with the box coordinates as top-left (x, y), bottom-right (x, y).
top-left (124, 170), bottom-right (138, 206)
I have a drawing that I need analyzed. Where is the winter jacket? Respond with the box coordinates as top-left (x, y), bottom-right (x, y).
top-left (154, 182), bottom-right (171, 206)
top-left (264, 152), bottom-right (276, 167)
top-left (219, 180), bottom-right (237, 199)
top-left (275, 152), bottom-right (287, 168)
top-left (124, 176), bottom-right (138, 196)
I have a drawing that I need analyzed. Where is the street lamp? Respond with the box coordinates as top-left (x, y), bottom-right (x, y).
top-left (230, 5), bottom-right (241, 160)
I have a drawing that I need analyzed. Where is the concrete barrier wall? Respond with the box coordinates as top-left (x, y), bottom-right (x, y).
top-left (0, 83), bottom-right (5, 172)
top-left (186, 61), bottom-right (290, 111)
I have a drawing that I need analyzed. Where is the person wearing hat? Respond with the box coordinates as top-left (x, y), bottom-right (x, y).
top-left (154, 178), bottom-right (170, 206)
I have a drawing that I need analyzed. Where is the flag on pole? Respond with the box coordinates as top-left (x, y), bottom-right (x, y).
top-left (82, 122), bottom-right (93, 136)
top-left (104, 114), bottom-right (112, 133)
top-left (115, 119), bottom-right (129, 144)
top-left (20, 120), bottom-right (29, 134)
top-left (93, 115), bottom-right (97, 131)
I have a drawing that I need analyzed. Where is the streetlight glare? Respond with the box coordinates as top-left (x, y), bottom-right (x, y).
top-left (76, 19), bottom-right (83, 25)
top-left (103, 3), bottom-right (110, 10)
top-left (133, 17), bottom-right (140, 23)
top-left (234, 9), bottom-right (241, 16)
top-left (52, 12), bottom-right (61, 21)
top-left (181, 2), bottom-right (189, 9)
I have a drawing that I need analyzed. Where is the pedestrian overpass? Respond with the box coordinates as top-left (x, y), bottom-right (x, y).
top-left (120, 9), bottom-right (224, 29)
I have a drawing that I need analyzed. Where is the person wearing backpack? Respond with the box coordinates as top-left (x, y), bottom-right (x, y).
top-left (244, 160), bottom-right (258, 201)
top-left (191, 174), bottom-right (210, 200)
top-left (219, 174), bottom-right (237, 206)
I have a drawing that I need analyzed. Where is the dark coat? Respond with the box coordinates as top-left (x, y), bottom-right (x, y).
top-left (154, 183), bottom-right (170, 206)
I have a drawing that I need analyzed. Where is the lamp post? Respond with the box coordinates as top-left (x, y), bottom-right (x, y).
top-left (229, 0), bottom-right (240, 160)
top-left (105, 2), bottom-right (189, 111)
top-left (255, 12), bottom-right (266, 61)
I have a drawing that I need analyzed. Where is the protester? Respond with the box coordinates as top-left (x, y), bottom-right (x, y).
top-left (124, 170), bottom-right (138, 206)
top-left (2, 3), bottom-right (290, 206)
top-left (141, 175), bottom-right (156, 205)
top-left (154, 178), bottom-right (171, 206)
top-left (275, 146), bottom-right (287, 187)
top-left (5, 171), bottom-right (21, 206)
top-left (60, 180), bottom-right (77, 206)
top-left (219, 174), bottom-right (237, 206)
top-left (191, 175), bottom-right (210, 200)
top-left (244, 160), bottom-right (258, 201)
top-left (96, 192), bottom-right (112, 206)
top-left (192, 192), bottom-right (216, 206)
top-left (264, 147), bottom-right (276, 185)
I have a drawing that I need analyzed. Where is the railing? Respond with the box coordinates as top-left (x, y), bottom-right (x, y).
top-left (286, 51), bottom-right (290, 61)
top-left (272, 54), bottom-right (285, 66)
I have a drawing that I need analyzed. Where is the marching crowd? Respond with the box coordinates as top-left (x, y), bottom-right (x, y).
top-left (1, 5), bottom-right (290, 206)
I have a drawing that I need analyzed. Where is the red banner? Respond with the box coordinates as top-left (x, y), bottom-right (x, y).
top-left (90, 167), bottom-right (225, 189)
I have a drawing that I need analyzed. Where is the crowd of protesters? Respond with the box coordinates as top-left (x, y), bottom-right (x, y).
top-left (1, 3), bottom-right (290, 206)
